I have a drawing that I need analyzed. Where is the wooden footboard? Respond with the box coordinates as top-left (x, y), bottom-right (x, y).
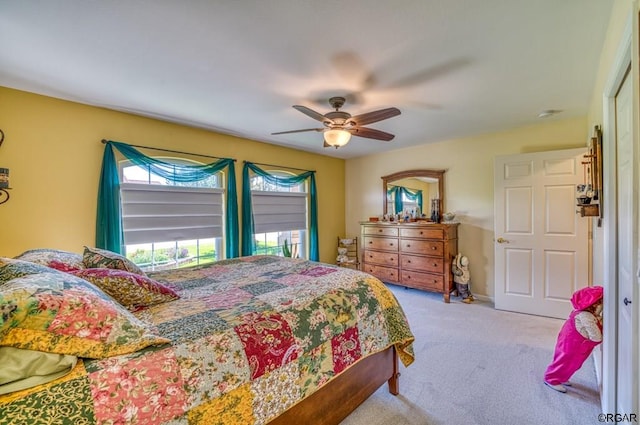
top-left (268, 346), bottom-right (399, 425)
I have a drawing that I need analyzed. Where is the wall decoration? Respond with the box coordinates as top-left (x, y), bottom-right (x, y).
top-left (577, 125), bottom-right (603, 226)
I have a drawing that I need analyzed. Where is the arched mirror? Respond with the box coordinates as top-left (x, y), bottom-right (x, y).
top-left (382, 169), bottom-right (445, 220)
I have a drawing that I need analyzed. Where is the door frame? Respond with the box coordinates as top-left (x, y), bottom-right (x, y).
top-left (601, 14), bottom-right (635, 413)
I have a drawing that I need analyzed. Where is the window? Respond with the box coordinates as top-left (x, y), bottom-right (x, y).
top-left (387, 186), bottom-right (422, 216)
top-left (387, 190), bottom-right (395, 215)
top-left (119, 158), bottom-right (225, 271)
top-left (249, 173), bottom-right (307, 258)
top-left (401, 192), bottom-right (419, 215)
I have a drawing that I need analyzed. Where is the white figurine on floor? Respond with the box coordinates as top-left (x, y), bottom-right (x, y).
top-left (452, 253), bottom-right (474, 303)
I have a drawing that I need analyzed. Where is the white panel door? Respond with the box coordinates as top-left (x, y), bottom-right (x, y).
top-left (614, 69), bottom-right (637, 415)
top-left (494, 148), bottom-right (589, 318)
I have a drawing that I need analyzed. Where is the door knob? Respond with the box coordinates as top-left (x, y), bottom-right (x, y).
top-left (624, 297), bottom-right (632, 306)
top-left (496, 237), bottom-right (509, 244)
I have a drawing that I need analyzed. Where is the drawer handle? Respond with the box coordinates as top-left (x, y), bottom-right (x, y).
top-left (378, 229), bottom-right (383, 232)
top-left (420, 231), bottom-right (423, 235)
top-left (433, 263), bottom-right (438, 267)
top-left (390, 243), bottom-right (394, 246)
top-left (406, 244), bottom-right (411, 248)
top-left (406, 275), bottom-right (411, 279)
top-left (407, 260), bottom-right (411, 263)
top-left (390, 257), bottom-right (394, 261)
top-left (431, 246), bottom-right (437, 250)
top-left (369, 241), bottom-right (373, 244)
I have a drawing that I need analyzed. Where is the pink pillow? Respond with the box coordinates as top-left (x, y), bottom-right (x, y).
top-left (70, 268), bottom-right (179, 311)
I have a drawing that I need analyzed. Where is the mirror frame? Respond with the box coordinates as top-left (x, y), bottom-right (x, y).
top-left (381, 169), bottom-right (446, 219)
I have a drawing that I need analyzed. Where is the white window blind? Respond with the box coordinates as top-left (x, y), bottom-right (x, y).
top-left (121, 183), bottom-right (224, 244)
top-left (251, 191), bottom-right (307, 233)
top-left (403, 200), bottom-right (419, 212)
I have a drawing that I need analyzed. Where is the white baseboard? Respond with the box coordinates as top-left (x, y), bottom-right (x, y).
top-left (472, 294), bottom-right (493, 304)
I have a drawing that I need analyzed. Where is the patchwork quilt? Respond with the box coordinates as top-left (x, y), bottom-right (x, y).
top-left (0, 256), bottom-right (415, 425)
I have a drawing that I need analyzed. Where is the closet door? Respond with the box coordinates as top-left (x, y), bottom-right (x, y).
top-left (613, 67), bottom-right (637, 416)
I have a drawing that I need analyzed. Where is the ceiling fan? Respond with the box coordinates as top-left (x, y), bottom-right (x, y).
top-left (272, 97), bottom-right (401, 148)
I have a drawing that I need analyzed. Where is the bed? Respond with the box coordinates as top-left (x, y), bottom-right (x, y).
top-left (0, 251), bottom-right (414, 425)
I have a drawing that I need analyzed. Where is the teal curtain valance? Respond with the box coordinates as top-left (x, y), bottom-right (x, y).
top-left (96, 141), bottom-right (239, 257)
top-left (241, 162), bottom-right (319, 261)
top-left (390, 186), bottom-right (402, 215)
top-left (388, 186), bottom-right (423, 215)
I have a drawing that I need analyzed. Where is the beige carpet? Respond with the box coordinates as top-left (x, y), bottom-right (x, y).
top-left (341, 286), bottom-right (602, 425)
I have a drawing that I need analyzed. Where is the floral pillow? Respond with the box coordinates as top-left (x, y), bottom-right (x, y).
top-left (69, 268), bottom-right (180, 311)
top-left (0, 258), bottom-right (169, 359)
top-left (83, 246), bottom-right (145, 276)
top-left (13, 249), bottom-right (85, 272)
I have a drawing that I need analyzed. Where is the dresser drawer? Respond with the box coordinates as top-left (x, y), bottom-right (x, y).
top-left (399, 227), bottom-right (444, 239)
top-left (363, 264), bottom-right (399, 283)
top-left (364, 250), bottom-right (399, 267)
top-left (364, 236), bottom-right (398, 251)
top-left (401, 270), bottom-right (444, 292)
top-left (363, 226), bottom-right (399, 237)
top-left (401, 254), bottom-right (444, 273)
top-left (400, 239), bottom-right (443, 256)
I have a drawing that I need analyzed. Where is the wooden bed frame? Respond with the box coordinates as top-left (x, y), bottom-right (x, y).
top-left (268, 346), bottom-right (400, 425)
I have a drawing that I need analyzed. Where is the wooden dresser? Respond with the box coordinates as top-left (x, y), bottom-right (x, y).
top-left (360, 222), bottom-right (459, 302)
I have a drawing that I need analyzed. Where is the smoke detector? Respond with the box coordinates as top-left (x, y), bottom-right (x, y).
top-left (537, 109), bottom-right (563, 118)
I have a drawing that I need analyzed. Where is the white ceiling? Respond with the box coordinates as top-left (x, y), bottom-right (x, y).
top-left (0, 1), bottom-right (614, 159)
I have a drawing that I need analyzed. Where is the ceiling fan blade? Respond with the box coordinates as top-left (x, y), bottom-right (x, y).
top-left (349, 107), bottom-right (401, 126)
top-left (385, 58), bottom-right (472, 90)
top-left (348, 126), bottom-right (395, 141)
top-left (293, 105), bottom-right (331, 123)
top-left (271, 128), bottom-right (324, 135)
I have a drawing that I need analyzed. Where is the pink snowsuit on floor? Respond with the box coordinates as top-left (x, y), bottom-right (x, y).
top-left (544, 286), bottom-right (603, 385)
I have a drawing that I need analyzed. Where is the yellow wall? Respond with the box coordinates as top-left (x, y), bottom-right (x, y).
top-left (345, 116), bottom-right (587, 297)
top-left (0, 87), bottom-right (345, 263)
top-left (586, 0), bottom-right (632, 285)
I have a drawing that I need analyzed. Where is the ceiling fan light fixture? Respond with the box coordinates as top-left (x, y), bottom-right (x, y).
top-left (324, 129), bottom-right (351, 148)
top-left (273, 97), bottom-right (400, 148)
